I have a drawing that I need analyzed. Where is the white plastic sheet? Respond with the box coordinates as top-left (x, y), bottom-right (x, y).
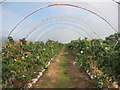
top-left (1, 0), bottom-right (118, 43)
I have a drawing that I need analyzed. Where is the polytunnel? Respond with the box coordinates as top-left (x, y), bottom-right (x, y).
top-left (0, 0), bottom-right (120, 89)
top-left (1, 0), bottom-right (119, 43)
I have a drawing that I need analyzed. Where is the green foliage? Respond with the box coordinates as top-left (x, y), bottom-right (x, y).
top-left (7, 36), bottom-right (14, 44)
top-left (68, 33), bottom-right (120, 88)
top-left (2, 37), bottom-right (63, 88)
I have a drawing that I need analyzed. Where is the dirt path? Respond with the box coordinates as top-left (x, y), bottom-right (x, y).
top-left (33, 47), bottom-right (95, 88)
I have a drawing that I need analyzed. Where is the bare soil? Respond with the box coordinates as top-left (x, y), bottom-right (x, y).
top-left (33, 48), bottom-right (95, 88)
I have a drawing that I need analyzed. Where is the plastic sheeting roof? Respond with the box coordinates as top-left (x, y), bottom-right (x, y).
top-left (0, 0), bottom-right (119, 43)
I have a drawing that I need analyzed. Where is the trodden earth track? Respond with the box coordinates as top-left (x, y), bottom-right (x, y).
top-left (32, 47), bottom-right (95, 88)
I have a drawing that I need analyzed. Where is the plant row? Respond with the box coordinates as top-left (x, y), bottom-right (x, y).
top-left (67, 33), bottom-right (120, 88)
top-left (2, 36), bottom-right (63, 88)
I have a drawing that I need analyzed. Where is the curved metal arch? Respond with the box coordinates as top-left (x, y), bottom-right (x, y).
top-left (34, 27), bottom-right (89, 41)
top-left (37, 28), bottom-right (85, 41)
top-left (8, 3), bottom-right (117, 37)
top-left (21, 15), bottom-right (111, 39)
top-left (28, 24), bottom-right (90, 41)
top-left (27, 22), bottom-right (93, 40)
top-left (40, 28), bottom-right (83, 42)
top-left (25, 19), bottom-right (101, 39)
top-left (42, 32), bottom-right (81, 42)
top-left (27, 22), bottom-right (93, 41)
top-left (112, 0), bottom-right (120, 4)
top-left (36, 27), bottom-right (91, 41)
top-left (0, 0), bottom-right (6, 4)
